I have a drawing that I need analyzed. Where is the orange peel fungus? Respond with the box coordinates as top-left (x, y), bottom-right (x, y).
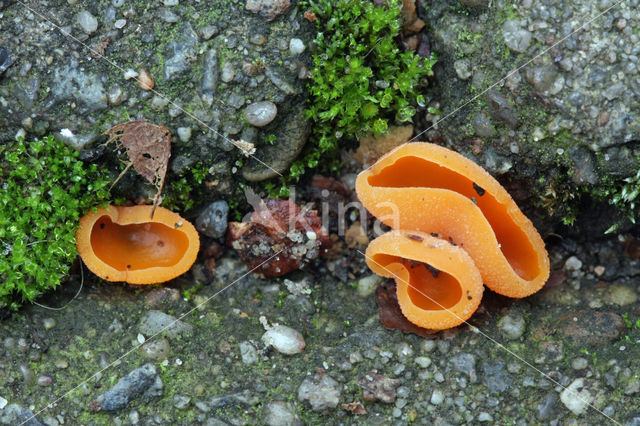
top-left (76, 205), bottom-right (200, 284)
top-left (356, 142), bottom-right (550, 330)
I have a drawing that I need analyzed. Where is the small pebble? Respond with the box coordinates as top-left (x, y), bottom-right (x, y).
top-left (415, 356), bottom-right (432, 368)
top-left (55, 359), bottom-right (69, 369)
top-left (244, 101), bottom-right (278, 127)
top-left (37, 375), bottom-right (53, 387)
top-left (430, 389), bottom-right (444, 405)
top-left (76, 10), bottom-right (98, 34)
top-left (114, 19), bottom-right (126, 29)
top-left (262, 324), bottom-right (305, 355)
top-left (43, 318), bottom-right (56, 330)
top-left (564, 256), bottom-right (582, 271)
top-left (571, 357), bottom-right (588, 370)
top-left (177, 127), bottom-right (192, 142)
top-left (289, 38), bottom-right (305, 55)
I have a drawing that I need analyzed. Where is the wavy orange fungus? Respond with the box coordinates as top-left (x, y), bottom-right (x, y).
top-left (356, 142), bottom-right (550, 330)
top-left (77, 205), bottom-right (199, 284)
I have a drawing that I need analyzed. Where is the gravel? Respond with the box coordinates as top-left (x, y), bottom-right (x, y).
top-left (91, 364), bottom-right (162, 413)
top-left (297, 373), bottom-right (341, 412)
top-left (497, 312), bottom-right (527, 340)
top-left (138, 310), bottom-right (193, 338)
top-left (195, 200), bottom-right (230, 239)
top-left (261, 324), bottom-right (305, 355)
top-left (560, 378), bottom-right (595, 415)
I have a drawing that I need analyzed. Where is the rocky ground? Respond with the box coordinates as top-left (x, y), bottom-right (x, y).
top-left (1, 0), bottom-right (640, 425)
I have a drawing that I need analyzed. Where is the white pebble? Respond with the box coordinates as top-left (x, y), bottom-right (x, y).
top-left (124, 69), bottom-right (139, 80)
top-left (289, 38), bottom-right (306, 55)
top-left (415, 356), bottom-right (432, 368)
top-left (564, 256), bottom-right (582, 271)
top-left (76, 10), bottom-right (98, 34)
top-left (560, 378), bottom-right (593, 415)
top-left (177, 127), bottom-right (192, 142)
top-left (262, 324), bottom-right (305, 355)
top-left (114, 19), bottom-right (126, 29)
top-left (430, 389), bottom-right (444, 405)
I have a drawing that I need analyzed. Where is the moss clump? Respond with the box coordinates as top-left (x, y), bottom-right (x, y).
top-left (592, 167), bottom-right (640, 233)
top-left (282, 0), bottom-right (435, 186)
top-left (0, 136), bottom-right (111, 310)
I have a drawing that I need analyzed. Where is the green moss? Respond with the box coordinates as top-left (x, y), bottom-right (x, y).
top-left (266, 0), bottom-right (435, 194)
top-left (0, 136), bottom-right (111, 310)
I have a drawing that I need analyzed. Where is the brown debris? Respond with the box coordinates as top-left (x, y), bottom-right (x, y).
top-left (542, 269), bottom-right (566, 291)
top-left (91, 36), bottom-right (110, 59)
top-left (138, 69), bottom-right (154, 91)
top-left (345, 221), bottom-right (369, 248)
top-left (357, 370), bottom-right (402, 403)
top-left (303, 10), bottom-right (317, 22)
top-left (104, 120), bottom-right (171, 217)
top-left (227, 196), bottom-right (331, 277)
top-left (401, 0), bottom-right (424, 33)
top-left (354, 125), bottom-right (413, 167)
top-left (342, 402), bottom-right (367, 415)
top-left (375, 279), bottom-right (438, 339)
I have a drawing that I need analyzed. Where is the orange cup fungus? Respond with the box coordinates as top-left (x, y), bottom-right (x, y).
top-left (76, 205), bottom-right (200, 284)
top-left (356, 142), bottom-right (550, 330)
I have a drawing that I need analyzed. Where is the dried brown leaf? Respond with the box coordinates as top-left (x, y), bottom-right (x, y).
top-left (105, 120), bottom-right (171, 217)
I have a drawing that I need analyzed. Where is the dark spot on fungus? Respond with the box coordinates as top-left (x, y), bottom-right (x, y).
top-left (100, 223), bottom-right (105, 229)
top-left (473, 182), bottom-right (485, 196)
top-left (471, 197), bottom-right (477, 204)
top-left (157, 240), bottom-right (164, 247)
top-left (467, 296), bottom-right (473, 300)
top-left (426, 264), bottom-right (440, 278)
top-left (406, 234), bottom-right (424, 242)
top-left (449, 236), bottom-right (457, 246)
top-left (430, 232), bottom-right (438, 237)
top-left (126, 265), bottom-right (131, 269)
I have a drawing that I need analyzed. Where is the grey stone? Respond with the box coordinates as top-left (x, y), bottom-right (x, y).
top-left (242, 103), bottom-right (310, 181)
top-left (138, 310), bottom-right (193, 338)
top-left (0, 404), bottom-right (43, 426)
top-left (196, 200), bottom-right (229, 239)
top-left (265, 66), bottom-right (297, 94)
top-left (450, 353), bottom-right (477, 382)
top-left (201, 49), bottom-right (219, 95)
top-left (244, 101), bottom-right (278, 127)
top-left (487, 91), bottom-right (518, 129)
top-left (603, 82), bottom-right (625, 100)
top-left (76, 10), bottom-right (98, 34)
top-left (472, 113), bottom-right (496, 137)
top-left (536, 393), bottom-right (558, 420)
top-left (163, 25), bottom-right (198, 81)
top-left (54, 129), bottom-right (99, 151)
top-left (497, 312), bottom-right (526, 340)
top-left (298, 373), bottom-right (341, 412)
top-left (454, 58), bottom-right (472, 80)
top-left (526, 65), bottom-right (564, 95)
top-left (0, 47), bottom-right (14, 75)
top-left (502, 20), bottom-right (531, 52)
top-left (92, 364), bottom-right (163, 412)
top-left (239, 341), bottom-right (259, 364)
top-left (51, 60), bottom-right (108, 112)
top-left (139, 338), bottom-right (171, 360)
top-left (221, 62), bottom-right (235, 83)
top-left (481, 361), bottom-right (511, 393)
top-left (263, 401), bottom-right (302, 426)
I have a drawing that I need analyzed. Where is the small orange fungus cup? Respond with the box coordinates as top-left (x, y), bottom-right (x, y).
top-left (356, 142), bottom-right (550, 329)
top-left (76, 205), bottom-right (200, 284)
